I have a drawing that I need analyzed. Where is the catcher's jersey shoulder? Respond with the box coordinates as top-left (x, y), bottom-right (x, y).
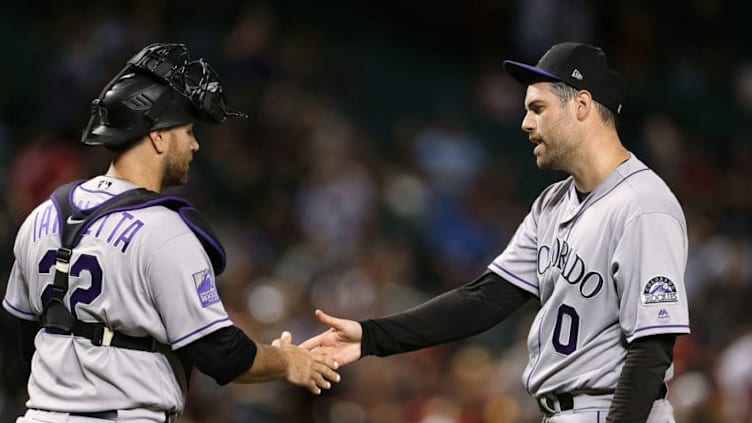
top-left (3, 177), bottom-right (231, 413)
top-left (17, 178), bottom-right (199, 257)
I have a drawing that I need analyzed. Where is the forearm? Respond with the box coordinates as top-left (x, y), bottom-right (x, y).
top-left (233, 343), bottom-right (288, 383)
top-left (360, 272), bottom-right (533, 357)
top-left (606, 334), bottom-right (675, 423)
top-left (176, 326), bottom-right (258, 385)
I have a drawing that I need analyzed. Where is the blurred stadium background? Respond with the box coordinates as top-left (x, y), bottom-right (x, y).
top-left (1, 1), bottom-right (751, 422)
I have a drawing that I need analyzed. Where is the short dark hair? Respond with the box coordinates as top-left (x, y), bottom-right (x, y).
top-left (550, 82), bottom-right (616, 126)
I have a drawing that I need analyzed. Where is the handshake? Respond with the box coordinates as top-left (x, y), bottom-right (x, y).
top-left (264, 310), bottom-right (362, 395)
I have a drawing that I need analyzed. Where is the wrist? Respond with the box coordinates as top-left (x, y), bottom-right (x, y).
top-left (273, 344), bottom-right (291, 378)
top-left (357, 319), bottom-right (374, 357)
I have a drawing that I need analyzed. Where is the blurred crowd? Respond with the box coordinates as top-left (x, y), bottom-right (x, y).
top-left (1, 1), bottom-right (751, 422)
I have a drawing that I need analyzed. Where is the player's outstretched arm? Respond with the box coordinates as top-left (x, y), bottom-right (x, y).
top-left (299, 309), bottom-right (363, 366)
top-left (301, 274), bottom-right (533, 360)
top-left (234, 331), bottom-right (340, 395)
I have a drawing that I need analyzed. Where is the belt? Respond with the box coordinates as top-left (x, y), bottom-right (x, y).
top-left (537, 384), bottom-right (668, 415)
top-left (30, 409), bottom-right (117, 420)
top-left (31, 409), bottom-right (178, 422)
top-left (70, 410), bottom-right (118, 420)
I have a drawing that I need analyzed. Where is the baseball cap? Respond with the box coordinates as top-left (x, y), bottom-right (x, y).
top-left (503, 42), bottom-right (625, 115)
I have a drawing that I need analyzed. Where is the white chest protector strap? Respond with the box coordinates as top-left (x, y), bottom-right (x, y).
top-left (40, 180), bottom-right (226, 352)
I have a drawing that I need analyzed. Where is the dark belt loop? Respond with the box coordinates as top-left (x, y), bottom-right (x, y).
top-left (537, 397), bottom-right (557, 415)
top-left (90, 324), bottom-right (104, 347)
top-left (558, 394), bottom-right (574, 410)
top-left (537, 393), bottom-right (574, 415)
top-left (657, 383), bottom-right (668, 400)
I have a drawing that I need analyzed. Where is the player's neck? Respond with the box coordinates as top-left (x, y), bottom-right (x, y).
top-left (105, 164), bottom-right (162, 193)
top-left (569, 133), bottom-right (629, 193)
top-left (106, 147), bottom-right (164, 193)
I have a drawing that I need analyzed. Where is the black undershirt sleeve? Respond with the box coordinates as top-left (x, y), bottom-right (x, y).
top-left (18, 318), bottom-right (39, 366)
top-left (176, 326), bottom-right (257, 386)
top-left (606, 334), bottom-right (675, 423)
top-left (360, 272), bottom-right (534, 357)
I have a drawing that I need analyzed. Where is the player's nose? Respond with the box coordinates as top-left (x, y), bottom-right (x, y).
top-left (521, 111), bottom-right (535, 133)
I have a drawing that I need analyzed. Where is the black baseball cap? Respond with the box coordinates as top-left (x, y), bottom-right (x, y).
top-left (503, 42), bottom-right (625, 115)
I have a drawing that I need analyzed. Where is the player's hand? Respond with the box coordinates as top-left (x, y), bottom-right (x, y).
top-left (273, 331), bottom-right (340, 395)
top-left (299, 309), bottom-right (362, 366)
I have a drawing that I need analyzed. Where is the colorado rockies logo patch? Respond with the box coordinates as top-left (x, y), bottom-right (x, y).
top-left (642, 276), bottom-right (678, 305)
top-left (193, 268), bottom-right (220, 308)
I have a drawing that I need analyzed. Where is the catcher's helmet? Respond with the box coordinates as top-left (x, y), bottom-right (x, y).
top-left (82, 43), bottom-right (246, 150)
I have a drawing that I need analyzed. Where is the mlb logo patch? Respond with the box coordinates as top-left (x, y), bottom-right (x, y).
top-left (193, 268), bottom-right (220, 308)
top-left (642, 276), bottom-right (678, 305)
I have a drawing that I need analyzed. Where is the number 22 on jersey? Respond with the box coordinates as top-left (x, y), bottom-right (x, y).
top-left (38, 250), bottom-right (103, 318)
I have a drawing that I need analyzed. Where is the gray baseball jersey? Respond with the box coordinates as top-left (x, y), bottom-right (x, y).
top-left (488, 154), bottom-right (690, 398)
top-left (2, 176), bottom-right (232, 415)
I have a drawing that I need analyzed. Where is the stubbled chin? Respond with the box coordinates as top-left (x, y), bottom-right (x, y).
top-left (533, 144), bottom-right (544, 156)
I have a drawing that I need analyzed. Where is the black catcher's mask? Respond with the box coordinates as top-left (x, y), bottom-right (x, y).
top-left (81, 43), bottom-right (247, 149)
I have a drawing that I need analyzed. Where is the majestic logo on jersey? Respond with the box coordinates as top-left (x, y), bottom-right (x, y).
top-left (642, 276), bottom-right (678, 305)
top-left (537, 238), bottom-right (604, 299)
top-left (657, 309), bottom-right (670, 320)
top-left (193, 268), bottom-right (220, 307)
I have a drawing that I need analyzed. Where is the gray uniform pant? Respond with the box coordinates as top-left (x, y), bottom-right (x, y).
top-left (540, 397), bottom-right (675, 422)
top-left (18, 408), bottom-right (176, 423)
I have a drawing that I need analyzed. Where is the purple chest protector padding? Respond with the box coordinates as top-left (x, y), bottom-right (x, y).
top-left (52, 180), bottom-right (226, 274)
top-left (41, 180), bottom-right (226, 334)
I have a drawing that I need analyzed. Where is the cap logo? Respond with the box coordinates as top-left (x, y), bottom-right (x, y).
top-left (571, 69), bottom-right (583, 80)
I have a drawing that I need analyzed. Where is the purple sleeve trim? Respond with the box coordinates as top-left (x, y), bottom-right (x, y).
top-left (626, 324), bottom-right (690, 339)
top-left (3, 298), bottom-right (36, 317)
top-left (171, 317), bottom-right (231, 345)
top-left (489, 262), bottom-right (539, 292)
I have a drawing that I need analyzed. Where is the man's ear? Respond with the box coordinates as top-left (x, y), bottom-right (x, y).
top-left (574, 90), bottom-right (593, 121)
top-left (148, 130), bottom-right (167, 154)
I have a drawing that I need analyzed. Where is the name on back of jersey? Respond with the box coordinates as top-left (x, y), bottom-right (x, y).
top-left (32, 202), bottom-right (145, 254)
